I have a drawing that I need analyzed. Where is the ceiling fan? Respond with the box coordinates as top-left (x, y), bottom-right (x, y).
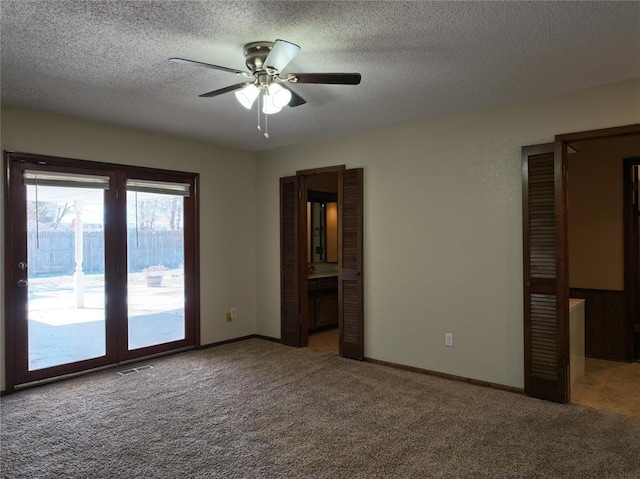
top-left (169, 39), bottom-right (361, 119)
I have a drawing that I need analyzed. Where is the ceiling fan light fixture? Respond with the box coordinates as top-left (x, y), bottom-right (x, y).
top-left (171, 38), bottom-right (361, 137)
top-left (262, 94), bottom-right (282, 115)
top-left (267, 83), bottom-right (292, 109)
top-left (234, 84), bottom-right (259, 109)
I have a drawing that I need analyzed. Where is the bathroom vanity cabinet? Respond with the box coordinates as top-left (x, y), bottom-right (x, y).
top-left (308, 275), bottom-right (338, 331)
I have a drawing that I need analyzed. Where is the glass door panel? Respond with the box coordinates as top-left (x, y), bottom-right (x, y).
top-left (26, 184), bottom-right (106, 370)
top-left (126, 189), bottom-right (185, 350)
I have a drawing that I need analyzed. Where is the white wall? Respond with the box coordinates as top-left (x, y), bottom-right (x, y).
top-left (3, 79), bottom-right (639, 393)
top-left (255, 78), bottom-right (640, 389)
top-left (1, 109), bottom-right (257, 390)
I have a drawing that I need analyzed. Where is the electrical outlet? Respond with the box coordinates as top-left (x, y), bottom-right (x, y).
top-left (230, 308), bottom-right (237, 319)
top-left (226, 312), bottom-right (232, 322)
top-left (445, 333), bottom-right (454, 347)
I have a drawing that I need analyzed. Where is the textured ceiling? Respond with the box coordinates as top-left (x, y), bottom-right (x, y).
top-left (2, 1), bottom-right (639, 152)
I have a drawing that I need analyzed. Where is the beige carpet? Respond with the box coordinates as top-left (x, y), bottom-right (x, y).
top-left (2, 339), bottom-right (640, 478)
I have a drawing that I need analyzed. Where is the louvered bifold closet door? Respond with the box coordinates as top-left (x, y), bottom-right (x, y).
top-left (522, 143), bottom-right (569, 403)
top-left (280, 176), bottom-right (302, 346)
top-left (339, 168), bottom-right (364, 359)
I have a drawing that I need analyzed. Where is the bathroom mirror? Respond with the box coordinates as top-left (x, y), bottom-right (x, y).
top-left (308, 190), bottom-right (338, 263)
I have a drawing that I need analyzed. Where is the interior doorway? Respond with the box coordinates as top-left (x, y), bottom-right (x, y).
top-left (306, 173), bottom-right (340, 354)
top-left (565, 136), bottom-right (640, 363)
top-left (279, 166), bottom-right (364, 359)
top-left (521, 124), bottom-right (640, 404)
top-left (563, 134), bottom-right (640, 418)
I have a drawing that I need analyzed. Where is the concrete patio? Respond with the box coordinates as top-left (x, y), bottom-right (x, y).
top-left (28, 271), bottom-right (185, 370)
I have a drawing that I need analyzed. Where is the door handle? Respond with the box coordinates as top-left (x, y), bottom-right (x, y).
top-left (526, 282), bottom-right (533, 288)
top-left (17, 279), bottom-right (28, 288)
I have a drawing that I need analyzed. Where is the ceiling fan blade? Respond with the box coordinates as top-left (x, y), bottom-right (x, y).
top-left (286, 73), bottom-right (361, 85)
top-left (169, 58), bottom-right (249, 76)
top-left (199, 83), bottom-right (251, 98)
top-left (280, 85), bottom-right (307, 107)
top-left (264, 39), bottom-right (300, 72)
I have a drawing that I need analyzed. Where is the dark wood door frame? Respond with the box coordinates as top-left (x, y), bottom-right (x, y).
top-left (623, 157), bottom-right (640, 361)
top-left (3, 151), bottom-right (200, 393)
top-left (556, 125), bottom-right (640, 366)
top-left (296, 166), bottom-right (345, 347)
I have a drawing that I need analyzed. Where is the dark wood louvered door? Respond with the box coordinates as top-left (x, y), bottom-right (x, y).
top-left (339, 168), bottom-right (364, 359)
top-left (522, 143), bottom-right (569, 402)
top-left (280, 176), bottom-right (302, 347)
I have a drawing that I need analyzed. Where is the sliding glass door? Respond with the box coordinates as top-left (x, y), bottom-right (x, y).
top-left (126, 180), bottom-right (187, 351)
top-left (25, 172), bottom-right (110, 371)
top-left (5, 153), bottom-right (198, 389)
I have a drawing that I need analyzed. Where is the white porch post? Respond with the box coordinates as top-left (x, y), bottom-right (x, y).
top-left (74, 200), bottom-right (85, 308)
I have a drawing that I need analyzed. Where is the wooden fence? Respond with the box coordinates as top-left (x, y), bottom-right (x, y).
top-left (27, 229), bottom-right (184, 276)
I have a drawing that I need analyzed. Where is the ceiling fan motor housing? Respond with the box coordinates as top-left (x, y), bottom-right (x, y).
top-left (243, 41), bottom-right (273, 73)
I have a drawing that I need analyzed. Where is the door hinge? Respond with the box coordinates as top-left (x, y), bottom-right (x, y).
top-left (298, 189), bottom-right (302, 199)
top-left (116, 189), bottom-right (119, 200)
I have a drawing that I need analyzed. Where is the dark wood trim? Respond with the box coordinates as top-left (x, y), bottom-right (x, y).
top-left (299, 176), bottom-right (310, 347)
top-left (192, 175), bottom-right (201, 348)
top-left (197, 334), bottom-right (282, 349)
top-left (623, 157), bottom-right (640, 361)
top-left (556, 141), bottom-right (570, 400)
top-left (308, 190), bottom-right (338, 203)
top-left (197, 335), bottom-right (258, 349)
top-left (105, 170), bottom-right (124, 372)
top-left (296, 165), bottom-right (345, 176)
top-left (570, 287), bottom-right (625, 293)
top-left (3, 152), bottom-right (17, 393)
top-left (556, 124), bottom-right (640, 142)
top-left (364, 357), bottom-right (524, 395)
top-left (4, 151), bottom-right (198, 179)
top-left (254, 334), bottom-right (282, 343)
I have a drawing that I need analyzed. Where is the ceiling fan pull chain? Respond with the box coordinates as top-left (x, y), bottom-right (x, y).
top-left (257, 92), bottom-right (262, 132)
top-left (264, 104), bottom-right (269, 139)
